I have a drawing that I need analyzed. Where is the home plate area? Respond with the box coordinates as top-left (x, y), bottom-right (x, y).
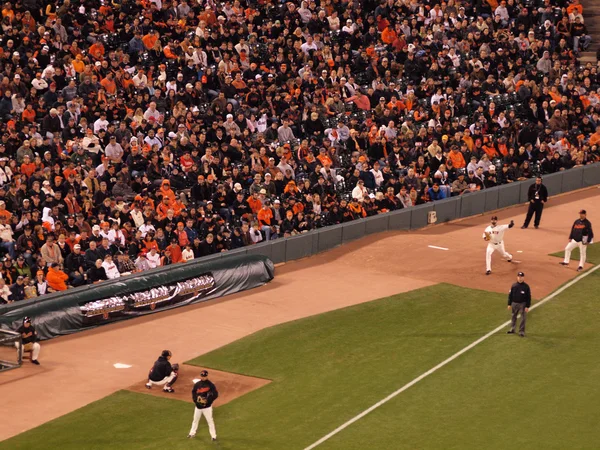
top-left (127, 365), bottom-right (271, 405)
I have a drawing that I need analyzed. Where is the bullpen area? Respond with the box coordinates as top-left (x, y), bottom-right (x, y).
top-left (1, 189), bottom-right (599, 449)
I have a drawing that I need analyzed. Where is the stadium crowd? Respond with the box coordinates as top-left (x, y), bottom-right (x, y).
top-left (0, 0), bottom-right (599, 301)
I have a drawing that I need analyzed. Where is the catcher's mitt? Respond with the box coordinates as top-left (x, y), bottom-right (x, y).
top-left (172, 363), bottom-right (179, 372)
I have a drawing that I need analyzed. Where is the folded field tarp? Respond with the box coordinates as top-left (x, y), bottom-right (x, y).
top-left (0, 254), bottom-right (274, 340)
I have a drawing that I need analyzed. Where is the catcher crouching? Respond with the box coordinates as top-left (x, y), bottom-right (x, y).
top-left (146, 350), bottom-right (179, 393)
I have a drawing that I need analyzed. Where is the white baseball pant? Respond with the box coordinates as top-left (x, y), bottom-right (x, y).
top-left (147, 371), bottom-right (177, 388)
top-left (486, 242), bottom-right (512, 272)
top-left (189, 406), bottom-right (217, 439)
top-left (563, 239), bottom-right (587, 267)
top-left (15, 342), bottom-right (41, 360)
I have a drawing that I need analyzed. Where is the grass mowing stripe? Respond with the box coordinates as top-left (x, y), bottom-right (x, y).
top-left (303, 263), bottom-right (600, 450)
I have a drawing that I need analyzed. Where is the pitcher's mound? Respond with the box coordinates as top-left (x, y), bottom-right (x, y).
top-left (127, 364), bottom-right (271, 406)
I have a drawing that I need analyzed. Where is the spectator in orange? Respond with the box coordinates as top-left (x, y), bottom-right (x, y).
top-left (88, 40), bottom-right (105, 60)
top-left (345, 91), bottom-right (371, 110)
top-left (247, 192), bottom-right (262, 214)
top-left (46, 263), bottom-right (69, 291)
top-left (175, 222), bottom-right (190, 247)
top-left (381, 24), bottom-right (397, 44)
top-left (448, 145), bottom-right (466, 169)
top-left (100, 72), bottom-right (117, 96)
top-left (462, 129), bottom-right (474, 151)
top-left (316, 148), bottom-right (333, 167)
top-left (20, 155), bottom-right (36, 177)
top-left (0, 201), bottom-right (11, 221)
top-left (156, 198), bottom-right (175, 220)
top-left (158, 180), bottom-right (176, 203)
top-left (143, 30), bottom-right (159, 50)
top-left (22, 104), bottom-right (36, 123)
top-left (589, 126), bottom-right (600, 146)
top-left (167, 239), bottom-right (183, 263)
top-left (257, 202), bottom-right (275, 240)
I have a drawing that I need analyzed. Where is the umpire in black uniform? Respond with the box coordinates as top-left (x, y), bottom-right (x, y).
top-left (521, 177), bottom-right (548, 229)
top-left (507, 272), bottom-right (532, 337)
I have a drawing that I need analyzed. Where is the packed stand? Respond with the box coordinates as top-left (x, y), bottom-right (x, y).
top-left (0, 0), bottom-right (599, 302)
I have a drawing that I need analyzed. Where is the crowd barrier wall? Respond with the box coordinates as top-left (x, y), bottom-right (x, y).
top-left (238, 163), bottom-right (598, 265)
top-left (3, 163), bottom-right (599, 340)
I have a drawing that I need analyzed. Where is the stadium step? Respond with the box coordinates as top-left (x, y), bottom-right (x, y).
top-left (579, 0), bottom-right (600, 64)
top-left (579, 52), bottom-right (598, 64)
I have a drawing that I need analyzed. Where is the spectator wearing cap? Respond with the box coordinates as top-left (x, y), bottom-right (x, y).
top-left (65, 244), bottom-right (86, 287)
top-left (40, 235), bottom-right (64, 266)
top-left (10, 275), bottom-right (26, 301)
top-left (15, 255), bottom-right (32, 279)
top-left (0, 216), bottom-right (16, 259)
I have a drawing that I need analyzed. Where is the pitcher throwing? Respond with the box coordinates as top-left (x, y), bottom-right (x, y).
top-left (483, 216), bottom-right (514, 275)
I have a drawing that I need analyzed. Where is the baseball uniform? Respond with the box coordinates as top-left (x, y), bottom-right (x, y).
top-left (483, 223), bottom-right (513, 273)
top-left (562, 212), bottom-right (594, 270)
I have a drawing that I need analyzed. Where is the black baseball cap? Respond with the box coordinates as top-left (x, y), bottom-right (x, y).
top-left (579, 209), bottom-right (587, 214)
top-left (200, 370), bottom-right (208, 377)
top-left (518, 272), bottom-right (525, 277)
top-left (491, 216), bottom-right (498, 220)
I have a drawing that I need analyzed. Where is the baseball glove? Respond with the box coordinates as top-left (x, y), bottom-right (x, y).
top-left (484, 232), bottom-right (491, 241)
top-left (172, 363), bottom-right (179, 372)
top-left (23, 343), bottom-right (34, 352)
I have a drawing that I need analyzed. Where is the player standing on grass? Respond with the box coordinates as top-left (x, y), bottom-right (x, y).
top-left (483, 216), bottom-right (515, 275)
top-left (188, 370), bottom-right (219, 441)
top-left (507, 271), bottom-right (531, 337)
top-left (560, 209), bottom-right (594, 272)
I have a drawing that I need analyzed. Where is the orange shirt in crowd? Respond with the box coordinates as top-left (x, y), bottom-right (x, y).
top-left (257, 207), bottom-right (273, 226)
top-left (47, 267), bottom-right (69, 291)
top-left (100, 77), bottom-right (117, 95)
top-left (20, 162), bottom-right (36, 177)
top-left (589, 131), bottom-right (600, 146)
top-left (142, 33), bottom-right (158, 50)
top-left (247, 196), bottom-right (262, 214)
top-left (448, 150), bottom-right (466, 169)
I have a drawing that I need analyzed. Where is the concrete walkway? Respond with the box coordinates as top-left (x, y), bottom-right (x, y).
top-left (580, 0), bottom-right (600, 63)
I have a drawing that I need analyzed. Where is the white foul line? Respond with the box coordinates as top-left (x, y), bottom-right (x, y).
top-left (428, 245), bottom-right (449, 251)
top-left (303, 264), bottom-right (600, 450)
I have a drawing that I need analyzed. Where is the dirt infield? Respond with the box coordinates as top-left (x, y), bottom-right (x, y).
top-left (0, 187), bottom-right (598, 441)
top-left (127, 364), bottom-right (270, 406)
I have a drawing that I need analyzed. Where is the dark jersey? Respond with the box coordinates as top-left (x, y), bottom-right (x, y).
top-left (569, 218), bottom-right (594, 243)
top-left (508, 281), bottom-right (532, 308)
top-left (527, 183), bottom-right (548, 203)
top-left (148, 356), bottom-right (173, 381)
top-left (16, 324), bottom-right (37, 344)
top-left (192, 379), bottom-right (219, 409)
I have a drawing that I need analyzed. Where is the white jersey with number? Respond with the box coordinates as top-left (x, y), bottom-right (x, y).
top-left (483, 224), bottom-right (510, 244)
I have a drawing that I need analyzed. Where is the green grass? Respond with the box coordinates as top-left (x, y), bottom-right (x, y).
top-left (550, 242), bottom-right (600, 264)
top-left (3, 275), bottom-right (600, 450)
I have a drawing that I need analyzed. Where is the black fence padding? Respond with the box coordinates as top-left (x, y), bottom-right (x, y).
top-left (0, 255), bottom-right (274, 340)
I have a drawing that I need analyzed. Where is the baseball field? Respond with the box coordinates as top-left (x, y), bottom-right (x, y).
top-left (1, 188), bottom-right (599, 449)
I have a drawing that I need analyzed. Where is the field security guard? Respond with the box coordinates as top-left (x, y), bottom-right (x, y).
top-left (188, 370), bottom-right (219, 441)
top-left (507, 272), bottom-right (531, 337)
top-left (521, 176), bottom-right (548, 229)
top-left (483, 216), bottom-right (515, 275)
top-left (560, 209), bottom-right (594, 271)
